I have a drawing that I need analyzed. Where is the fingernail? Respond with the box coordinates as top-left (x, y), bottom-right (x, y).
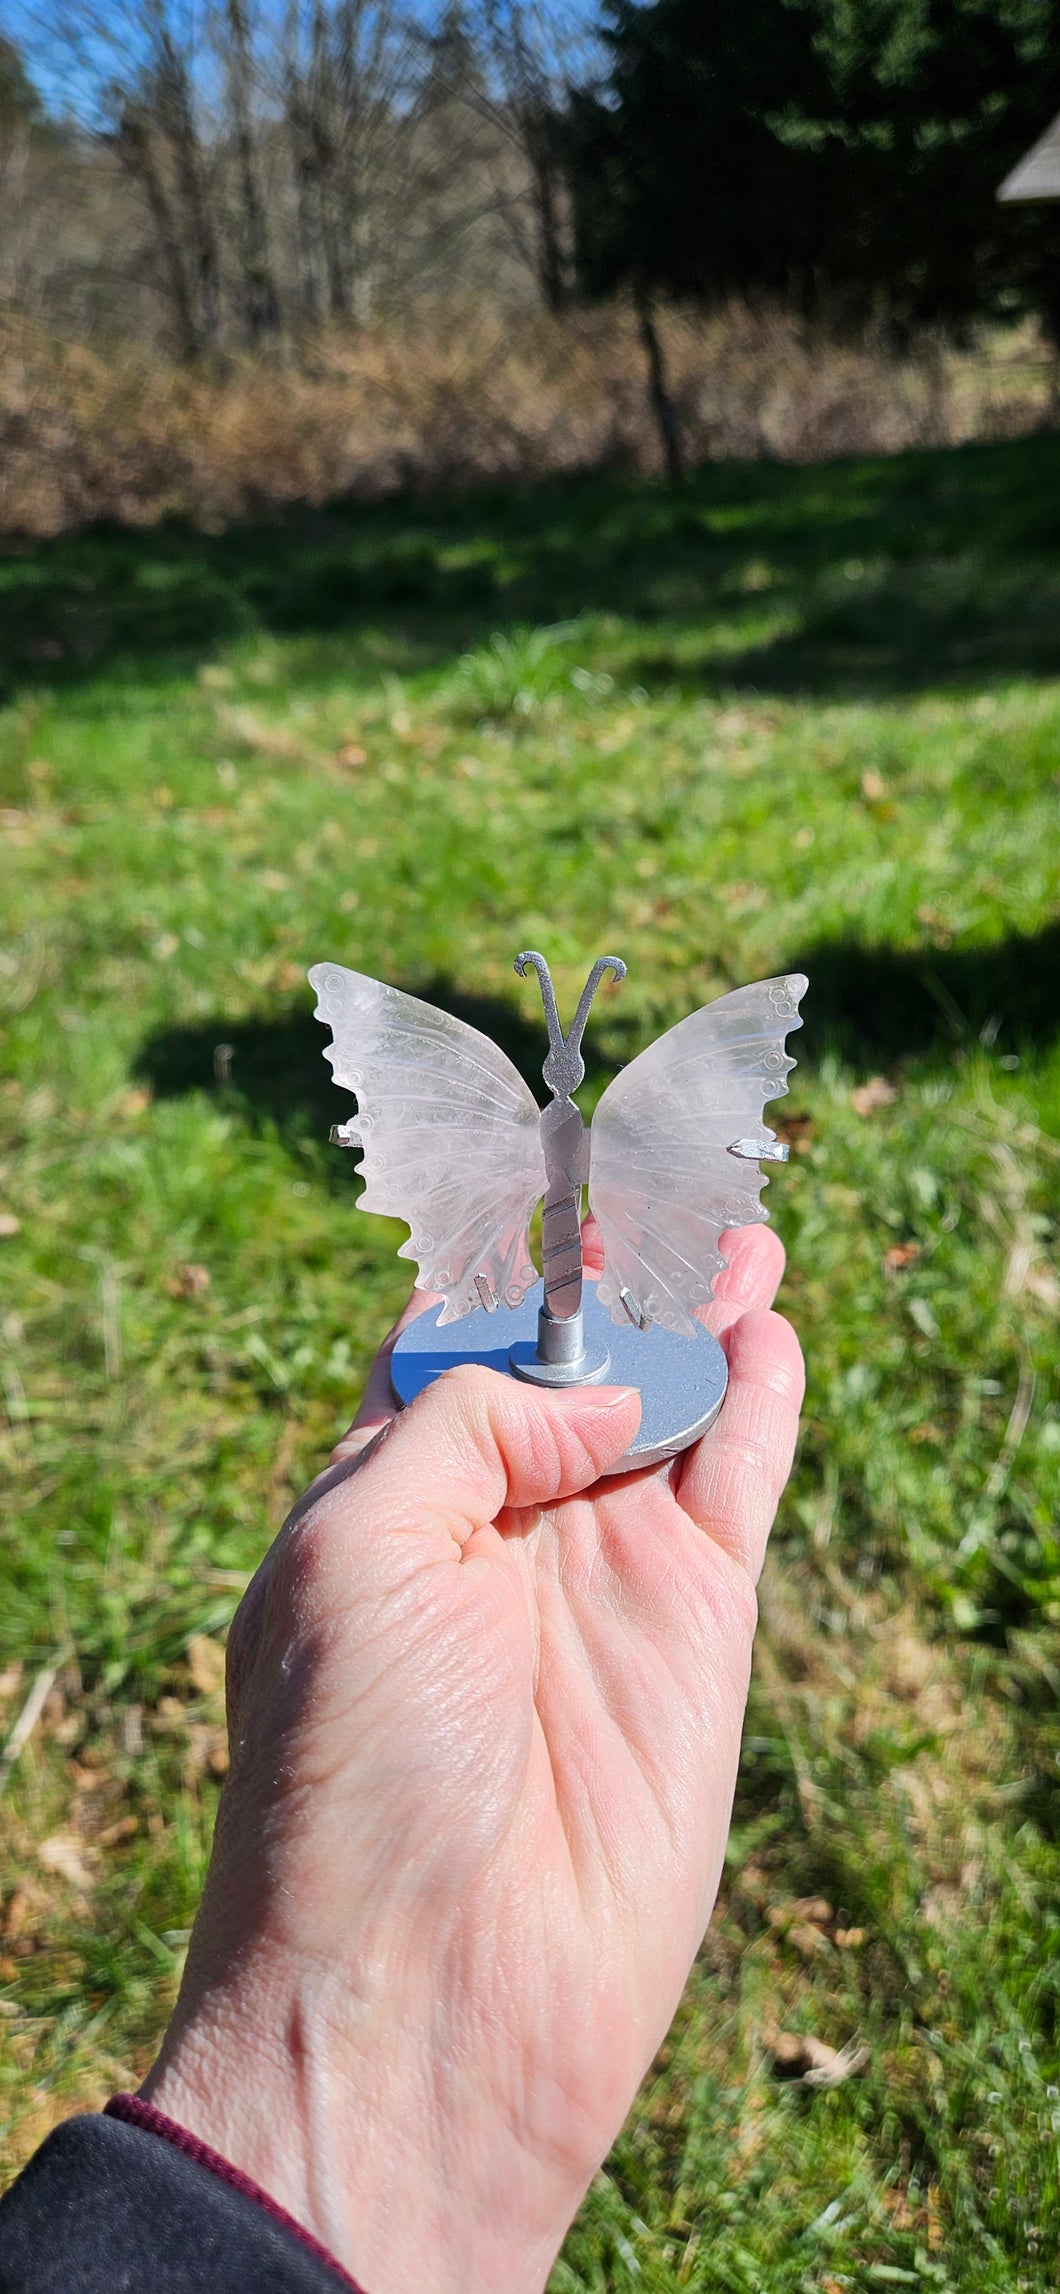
top-left (546, 1383), bottom-right (638, 1412)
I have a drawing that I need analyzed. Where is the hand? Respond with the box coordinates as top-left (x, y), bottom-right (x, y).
top-left (143, 1226), bottom-right (803, 2294)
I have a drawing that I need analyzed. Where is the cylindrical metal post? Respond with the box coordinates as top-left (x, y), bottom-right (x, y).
top-left (536, 1306), bottom-right (586, 1367)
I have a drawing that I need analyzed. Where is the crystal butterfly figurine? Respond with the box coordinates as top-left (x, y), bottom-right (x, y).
top-left (309, 952), bottom-right (807, 1341)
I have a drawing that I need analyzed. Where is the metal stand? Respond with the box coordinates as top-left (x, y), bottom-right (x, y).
top-left (509, 1302), bottom-right (612, 1387)
top-left (390, 1280), bottom-right (728, 1475)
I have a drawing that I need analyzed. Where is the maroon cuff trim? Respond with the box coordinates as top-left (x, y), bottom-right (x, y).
top-left (104, 2094), bottom-right (363, 2291)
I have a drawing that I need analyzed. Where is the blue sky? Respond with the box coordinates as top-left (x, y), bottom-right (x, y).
top-left (5, 1), bottom-right (605, 127)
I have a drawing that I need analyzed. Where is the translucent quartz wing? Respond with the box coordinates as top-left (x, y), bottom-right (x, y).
top-left (309, 965), bottom-right (547, 1323)
top-left (589, 975), bottom-right (807, 1339)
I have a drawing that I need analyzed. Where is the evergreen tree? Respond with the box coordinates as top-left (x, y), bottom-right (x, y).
top-left (573, 0), bottom-right (1060, 343)
top-left (807, 0), bottom-right (1060, 336)
top-left (570, 0), bottom-right (828, 306)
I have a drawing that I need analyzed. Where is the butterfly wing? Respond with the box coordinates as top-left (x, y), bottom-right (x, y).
top-left (309, 964), bottom-right (547, 1323)
top-left (589, 975), bottom-right (807, 1338)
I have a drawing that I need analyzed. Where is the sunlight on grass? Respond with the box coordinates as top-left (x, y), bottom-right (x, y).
top-left (1, 442), bottom-right (1058, 2286)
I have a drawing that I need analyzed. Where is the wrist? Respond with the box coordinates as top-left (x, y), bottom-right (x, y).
top-left (142, 1943), bottom-right (588, 2294)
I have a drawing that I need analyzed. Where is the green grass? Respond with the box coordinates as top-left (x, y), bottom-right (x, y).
top-left (1, 436), bottom-right (1058, 2288)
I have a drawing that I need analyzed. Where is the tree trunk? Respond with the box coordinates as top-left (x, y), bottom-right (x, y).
top-left (158, 34), bottom-right (221, 348)
top-left (310, 0), bottom-right (349, 316)
top-left (117, 113), bottom-right (201, 363)
top-left (635, 285), bottom-right (685, 485)
top-left (525, 110), bottom-right (568, 314)
top-left (224, 0), bottom-right (282, 343)
top-left (283, 35), bottom-right (320, 323)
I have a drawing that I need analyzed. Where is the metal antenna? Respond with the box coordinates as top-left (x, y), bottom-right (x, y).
top-left (514, 951), bottom-right (626, 1102)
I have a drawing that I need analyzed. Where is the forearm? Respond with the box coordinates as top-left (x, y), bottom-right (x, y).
top-left (141, 1933), bottom-right (601, 2294)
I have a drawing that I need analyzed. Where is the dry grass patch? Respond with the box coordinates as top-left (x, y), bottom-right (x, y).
top-left (1, 300), bottom-right (1056, 539)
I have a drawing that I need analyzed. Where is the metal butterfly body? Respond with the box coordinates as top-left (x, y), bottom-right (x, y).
top-left (309, 954), bottom-right (807, 1340)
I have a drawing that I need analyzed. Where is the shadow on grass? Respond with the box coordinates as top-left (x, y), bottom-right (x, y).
top-left (135, 923), bottom-right (1060, 1155)
top-left (7, 434), bottom-right (1060, 705)
top-left (788, 920), bottom-right (1060, 1067)
top-left (135, 977), bottom-right (623, 1149)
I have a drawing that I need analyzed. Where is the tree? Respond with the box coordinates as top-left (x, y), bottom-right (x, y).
top-left (0, 37), bottom-right (42, 125)
top-left (0, 37), bottom-right (44, 310)
top-left (567, 0), bottom-right (828, 476)
top-left (445, 1), bottom-right (602, 311)
top-left (114, 16), bottom-right (222, 361)
top-left (279, 0), bottom-right (420, 324)
top-left (569, 0), bottom-right (827, 310)
top-left (221, 0), bottom-right (282, 341)
top-left (573, 0), bottom-right (1060, 345)
top-left (804, 0), bottom-right (1060, 342)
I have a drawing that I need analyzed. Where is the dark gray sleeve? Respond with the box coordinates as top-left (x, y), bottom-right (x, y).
top-left (0, 2113), bottom-right (358, 2293)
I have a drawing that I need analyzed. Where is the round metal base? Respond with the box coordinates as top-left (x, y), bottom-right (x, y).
top-left (390, 1280), bottom-right (728, 1474)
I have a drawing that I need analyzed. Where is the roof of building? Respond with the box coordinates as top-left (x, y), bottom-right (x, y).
top-left (999, 112), bottom-right (1060, 201)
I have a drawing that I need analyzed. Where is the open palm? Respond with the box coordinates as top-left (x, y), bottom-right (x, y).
top-left (145, 1225), bottom-right (803, 2294)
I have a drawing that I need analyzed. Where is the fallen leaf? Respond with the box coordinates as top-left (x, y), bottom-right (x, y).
top-left (883, 2189), bottom-right (920, 2231)
top-left (776, 1111), bottom-right (814, 1153)
top-left (884, 1242), bottom-right (921, 1270)
top-left (337, 743), bottom-right (368, 768)
top-left (789, 1919), bottom-right (833, 1957)
top-left (916, 903), bottom-right (953, 945)
top-left (96, 1814), bottom-right (138, 1849)
top-left (186, 1634), bottom-right (226, 1697)
top-left (169, 1263), bottom-right (210, 1300)
top-left (768, 1895), bottom-right (833, 1930)
top-left (927, 2185), bottom-right (944, 2251)
top-left (3, 1887), bottom-right (34, 1939)
top-left (38, 1833), bottom-right (96, 1891)
top-left (851, 1076), bottom-right (897, 1116)
top-left (218, 705), bottom-right (304, 761)
top-left (771, 2031), bottom-right (869, 2086)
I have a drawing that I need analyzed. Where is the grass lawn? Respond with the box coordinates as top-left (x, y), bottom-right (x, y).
top-left (1, 436), bottom-right (1058, 2290)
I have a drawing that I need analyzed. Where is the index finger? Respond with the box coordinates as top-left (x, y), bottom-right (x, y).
top-left (675, 1307), bottom-right (805, 1581)
top-left (330, 1285), bottom-right (439, 1463)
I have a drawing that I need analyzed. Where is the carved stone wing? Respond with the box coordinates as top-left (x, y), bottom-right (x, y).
top-left (310, 965), bottom-right (547, 1324)
top-left (588, 975), bottom-right (807, 1337)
